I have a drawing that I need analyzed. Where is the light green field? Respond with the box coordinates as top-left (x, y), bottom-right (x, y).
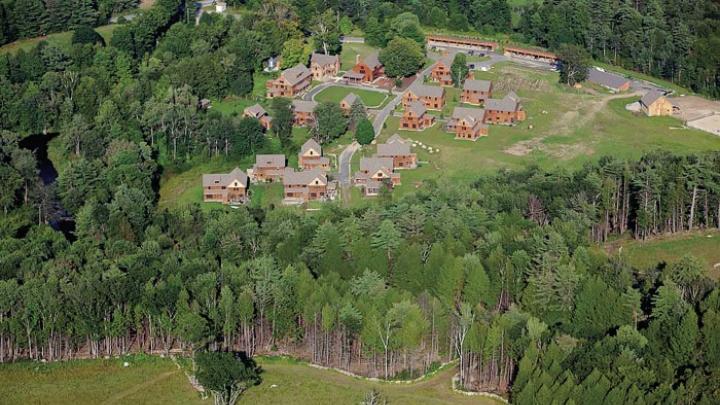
top-left (314, 85), bottom-right (390, 108)
top-left (0, 356), bottom-right (501, 405)
top-left (340, 42), bottom-right (378, 71)
top-left (210, 97), bottom-right (259, 116)
top-left (605, 230), bottom-right (720, 279)
top-left (364, 64), bottom-right (720, 199)
top-left (0, 25), bottom-right (118, 54)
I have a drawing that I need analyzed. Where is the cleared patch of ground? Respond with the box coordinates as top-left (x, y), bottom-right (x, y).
top-left (671, 95), bottom-right (720, 122)
top-left (314, 85), bottom-right (390, 108)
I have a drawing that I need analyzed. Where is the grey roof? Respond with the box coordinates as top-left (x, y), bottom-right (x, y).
top-left (292, 99), bottom-right (318, 113)
top-left (463, 79), bottom-right (492, 92)
top-left (244, 104), bottom-right (268, 118)
top-left (452, 107), bottom-right (486, 123)
top-left (255, 154), bottom-right (286, 168)
top-left (343, 71), bottom-right (365, 79)
top-left (311, 52), bottom-right (339, 66)
top-left (387, 134), bottom-right (406, 144)
top-left (485, 92), bottom-right (520, 112)
top-left (587, 68), bottom-right (630, 90)
top-left (360, 156), bottom-right (394, 174)
top-left (283, 168), bottom-right (327, 186)
top-left (281, 64), bottom-right (312, 86)
top-left (640, 90), bottom-right (665, 107)
top-left (202, 167), bottom-right (248, 188)
top-left (300, 138), bottom-right (322, 155)
top-left (408, 83), bottom-right (445, 98)
top-left (377, 141), bottom-right (411, 157)
top-left (342, 93), bottom-right (359, 106)
top-left (407, 101), bottom-right (427, 116)
top-left (363, 53), bottom-right (382, 69)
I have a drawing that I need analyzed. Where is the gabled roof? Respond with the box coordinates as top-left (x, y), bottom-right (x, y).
top-left (587, 68), bottom-right (630, 90)
top-left (407, 101), bottom-right (427, 116)
top-left (283, 168), bottom-right (327, 186)
top-left (311, 53), bottom-right (339, 66)
top-left (408, 83), bottom-right (445, 98)
top-left (362, 53), bottom-right (382, 69)
top-left (387, 134), bottom-right (406, 144)
top-left (244, 104), bottom-right (268, 118)
top-left (202, 167), bottom-right (248, 188)
top-left (341, 92), bottom-right (359, 106)
top-left (640, 90), bottom-right (665, 107)
top-left (281, 64), bottom-right (312, 86)
top-left (435, 53), bottom-right (456, 67)
top-left (360, 157), bottom-right (394, 174)
top-left (463, 79), bottom-right (492, 92)
top-left (343, 71), bottom-right (365, 80)
top-left (301, 138), bottom-right (322, 155)
top-left (292, 99), bottom-right (318, 113)
top-left (377, 141), bottom-right (411, 157)
top-left (452, 107), bottom-right (486, 122)
top-left (485, 92), bottom-right (520, 112)
top-left (255, 154), bottom-right (286, 168)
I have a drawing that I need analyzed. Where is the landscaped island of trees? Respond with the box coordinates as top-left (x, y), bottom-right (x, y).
top-left (1, 1), bottom-right (720, 404)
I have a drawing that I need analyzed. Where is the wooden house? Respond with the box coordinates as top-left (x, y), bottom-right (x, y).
top-left (402, 84), bottom-right (446, 110)
top-left (298, 138), bottom-right (330, 171)
top-left (283, 168), bottom-right (329, 202)
top-left (504, 46), bottom-right (559, 65)
top-left (426, 35), bottom-right (498, 52)
top-left (640, 90), bottom-right (673, 117)
top-left (587, 68), bottom-right (631, 92)
top-left (400, 101), bottom-right (436, 131)
top-left (251, 154), bottom-right (286, 182)
top-left (243, 104), bottom-right (273, 130)
top-left (340, 93), bottom-right (361, 115)
top-left (353, 157), bottom-right (400, 196)
top-left (202, 168), bottom-right (249, 204)
top-left (292, 100), bottom-right (318, 126)
top-left (310, 53), bottom-right (340, 80)
top-left (461, 79), bottom-right (492, 105)
top-left (349, 53), bottom-right (384, 82)
top-left (446, 107), bottom-right (489, 141)
top-left (484, 91), bottom-right (526, 124)
top-left (376, 135), bottom-right (417, 169)
top-left (266, 64), bottom-right (312, 98)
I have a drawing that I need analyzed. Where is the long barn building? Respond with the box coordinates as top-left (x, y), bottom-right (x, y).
top-left (426, 35), bottom-right (498, 52)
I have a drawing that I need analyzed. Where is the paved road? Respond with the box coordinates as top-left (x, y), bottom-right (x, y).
top-left (338, 141), bottom-right (360, 185)
top-left (341, 36), bottom-right (365, 43)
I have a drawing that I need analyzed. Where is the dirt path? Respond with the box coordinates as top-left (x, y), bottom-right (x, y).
top-left (100, 370), bottom-right (178, 404)
top-left (505, 91), bottom-right (641, 157)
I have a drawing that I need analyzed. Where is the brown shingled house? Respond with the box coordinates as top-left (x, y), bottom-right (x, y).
top-left (446, 107), bottom-right (489, 141)
top-left (340, 93), bottom-right (361, 115)
top-left (298, 138), bottom-right (330, 171)
top-left (587, 68), bottom-right (631, 92)
top-left (266, 64), bottom-right (313, 98)
top-left (283, 168), bottom-right (329, 202)
top-left (376, 135), bottom-right (417, 169)
top-left (402, 84), bottom-right (446, 110)
top-left (243, 104), bottom-right (273, 130)
top-left (484, 91), bottom-right (526, 124)
top-left (310, 53), bottom-right (340, 80)
top-left (400, 101), bottom-right (436, 131)
top-left (430, 55), bottom-right (454, 86)
top-left (251, 154), bottom-right (286, 182)
top-left (461, 79), bottom-right (493, 105)
top-left (292, 100), bottom-right (318, 126)
top-left (202, 168), bottom-right (249, 204)
top-left (350, 53), bottom-right (384, 82)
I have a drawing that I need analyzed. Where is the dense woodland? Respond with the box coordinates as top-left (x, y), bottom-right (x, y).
top-left (1, 1), bottom-right (720, 404)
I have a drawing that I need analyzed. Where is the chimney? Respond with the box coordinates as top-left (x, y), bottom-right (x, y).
top-left (356, 54), bottom-right (360, 64)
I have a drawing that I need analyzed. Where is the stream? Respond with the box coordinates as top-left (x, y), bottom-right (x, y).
top-left (19, 133), bottom-right (76, 240)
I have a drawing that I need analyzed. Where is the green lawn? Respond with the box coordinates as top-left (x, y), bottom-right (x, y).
top-left (210, 97), bottom-right (259, 116)
top-left (0, 25), bottom-right (118, 54)
top-left (0, 356), bottom-right (502, 405)
top-left (340, 42), bottom-right (378, 71)
top-left (314, 85), bottom-right (390, 108)
top-left (605, 230), bottom-right (720, 279)
top-left (371, 64), bottom-right (720, 198)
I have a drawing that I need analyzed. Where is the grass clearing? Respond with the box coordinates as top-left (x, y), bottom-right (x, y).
top-left (0, 25), bottom-right (118, 54)
top-left (605, 230), bottom-right (720, 279)
top-left (314, 85), bottom-right (390, 108)
top-left (340, 42), bottom-right (378, 71)
top-left (0, 355), bottom-right (501, 405)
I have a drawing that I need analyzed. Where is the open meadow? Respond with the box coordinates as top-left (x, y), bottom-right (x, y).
top-left (0, 356), bottom-right (502, 405)
top-left (0, 25), bottom-right (118, 54)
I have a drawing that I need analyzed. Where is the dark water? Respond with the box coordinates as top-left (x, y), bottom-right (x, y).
top-left (19, 133), bottom-right (76, 240)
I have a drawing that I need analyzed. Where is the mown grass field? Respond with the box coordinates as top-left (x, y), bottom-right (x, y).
top-left (605, 230), bottom-right (720, 279)
top-left (314, 85), bottom-right (390, 108)
top-left (362, 63), bottom-right (720, 198)
top-left (0, 356), bottom-right (502, 405)
top-left (0, 25), bottom-right (118, 54)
